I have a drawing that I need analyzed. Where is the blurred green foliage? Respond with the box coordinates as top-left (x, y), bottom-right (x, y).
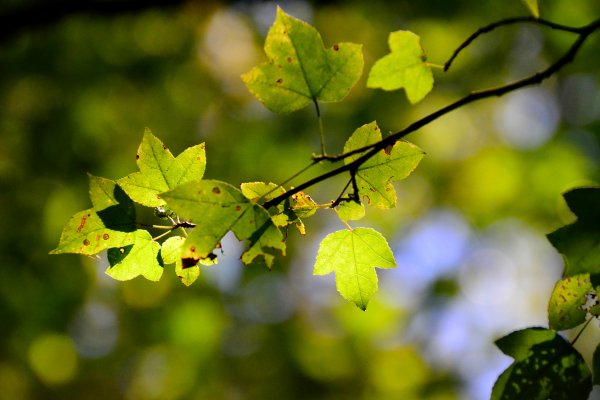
top-left (1, 0), bottom-right (600, 399)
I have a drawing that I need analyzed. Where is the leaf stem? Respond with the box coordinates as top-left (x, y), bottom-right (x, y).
top-left (313, 98), bottom-right (326, 156)
top-left (426, 62), bottom-right (445, 70)
top-left (571, 317), bottom-right (594, 346)
top-left (153, 230), bottom-right (173, 241)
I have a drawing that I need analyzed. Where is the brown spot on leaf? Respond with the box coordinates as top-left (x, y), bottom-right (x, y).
top-left (204, 253), bottom-right (217, 262)
top-left (190, 246), bottom-right (196, 253)
top-left (276, 78), bottom-right (283, 84)
top-left (287, 57), bottom-right (293, 63)
top-left (103, 233), bottom-right (110, 240)
top-left (215, 243), bottom-right (222, 249)
top-left (333, 44), bottom-right (339, 51)
top-left (212, 187), bottom-right (221, 194)
top-left (200, 143), bottom-right (205, 149)
top-left (182, 257), bottom-right (198, 269)
top-left (277, 64), bottom-right (282, 69)
top-left (136, 154), bottom-right (140, 160)
top-left (163, 145), bottom-right (168, 150)
top-left (235, 205), bottom-right (242, 212)
top-left (83, 239), bottom-right (90, 246)
top-left (76, 214), bottom-right (88, 232)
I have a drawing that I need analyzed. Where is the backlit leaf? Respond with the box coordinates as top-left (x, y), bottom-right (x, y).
top-left (492, 327), bottom-right (591, 400)
top-left (314, 227), bottom-right (396, 310)
top-left (106, 230), bottom-right (163, 281)
top-left (343, 121), bottom-right (424, 208)
top-left (367, 30), bottom-right (434, 104)
top-left (50, 175), bottom-right (136, 255)
top-left (548, 274), bottom-right (593, 331)
top-left (242, 6), bottom-right (363, 114)
top-left (336, 200), bottom-right (365, 222)
top-left (118, 128), bottom-right (206, 207)
top-left (547, 187), bottom-right (600, 277)
top-left (161, 180), bottom-right (286, 268)
top-left (161, 236), bottom-right (201, 286)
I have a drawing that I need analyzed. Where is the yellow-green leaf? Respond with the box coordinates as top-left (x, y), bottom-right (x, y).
top-left (337, 200), bottom-right (365, 222)
top-left (106, 230), bottom-right (163, 281)
top-left (547, 274), bottom-right (593, 331)
top-left (314, 227), bottom-right (396, 310)
top-left (242, 6), bottom-right (363, 114)
top-left (344, 122), bottom-right (425, 208)
top-left (118, 128), bottom-right (206, 207)
top-left (367, 30), bottom-right (434, 104)
top-left (50, 175), bottom-right (136, 255)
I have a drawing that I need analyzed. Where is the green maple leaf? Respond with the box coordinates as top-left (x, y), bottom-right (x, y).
top-left (242, 6), bottom-right (363, 114)
top-left (106, 230), bottom-right (163, 281)
top-left (161, 180), bottom-right (286, 268)
top-left (118, 128), bottom-right (206, 207)
top-left (161, 236), bottom-right (200, 286)
top-left (547, 187), bottom-right (600, 277)
top-left (367, 30), bottom-right (434, 104)
top-left (521, 0), bottom-right (540, 18)
top-left (50, 175), bottom-right (136, 255)
top-left (314, 227), bottom-right (396, 310)
top-left (547, 274), bottom-right (593, 331)
top-left (492, 327), bottom-right (591, 400)
top-left (344, 121), bottom-right (424, 208)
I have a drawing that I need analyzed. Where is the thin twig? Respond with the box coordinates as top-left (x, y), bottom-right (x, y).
top-left (331, 177), bottom-right (353, 207)
top-left (257, 160), bottom-right (319, 202)
top-left (262, 17), bottom-right (600, 209)
top-left (444, 17), bottom-right (582, 71)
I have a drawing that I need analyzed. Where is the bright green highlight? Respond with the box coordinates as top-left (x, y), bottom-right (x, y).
top-left (28, 333), bottom-right (78, 385)
top-left (106, 230), bottom-right (163, 281)
top-left (522, 0), bottom-right (540, 18)
top-left (118, 128), bottom-right (206, 207)
top-left (367, 30), bottom-right (434, 104)
top-left (344, 121), bottom-right (425, 208)
top-left (161, 180), bottom-right (286, 268)
top-left (492, 327), bottom-right (592, 400)
top-left (314, 227), bottom-right (396, 310)
top-left (242, 6), bottom-right (363, 114)
top-left (548, 274), bottom-right (592, 331)
top-left (50, 175), bottom-right (136, 255)
top-left (547, 187), bottom-right (600, 277)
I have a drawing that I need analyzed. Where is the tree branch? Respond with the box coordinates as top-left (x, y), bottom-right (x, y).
top-left (263, 16), bottom-right (600, 210)
top-left (444, 16), bottom-right (582, 71)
